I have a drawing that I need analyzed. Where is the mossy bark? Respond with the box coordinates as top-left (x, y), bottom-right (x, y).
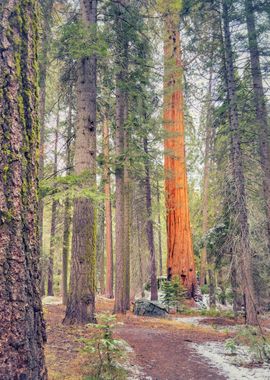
top-left (38, 0), bottom-right (54, 297)
top-left (63, 0), bottom-right (97, 325)
top-left (0, 0), bottom-right (47, 378)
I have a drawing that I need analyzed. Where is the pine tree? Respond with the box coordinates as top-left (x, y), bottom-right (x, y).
top-left (0, 0), bottom-right (47, 377)
top-left (63, 0), bottom-right (97, 325)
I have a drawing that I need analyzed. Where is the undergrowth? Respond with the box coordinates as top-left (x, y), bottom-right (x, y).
top-left (225, 326), bottom-right (270, 364)
top-left (81, 313), bottom-right (127, 380)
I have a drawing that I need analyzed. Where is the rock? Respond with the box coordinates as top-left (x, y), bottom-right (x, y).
top-left (134, 299), bottom-right (168, 317)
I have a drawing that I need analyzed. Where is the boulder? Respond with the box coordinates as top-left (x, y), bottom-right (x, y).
top-left (134, 299), bottom-right (168, 317)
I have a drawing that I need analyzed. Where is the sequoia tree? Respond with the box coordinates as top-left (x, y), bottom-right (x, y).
top-left (163, 3), bottom-right (197, 296)
top-left (63, 0), bottom-right (97, 324)
top-left (0, 0), bottom-right (47, 378)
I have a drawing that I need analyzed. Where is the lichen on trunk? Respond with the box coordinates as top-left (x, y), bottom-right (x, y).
top-left (0, 0), bottom-right (47, 377)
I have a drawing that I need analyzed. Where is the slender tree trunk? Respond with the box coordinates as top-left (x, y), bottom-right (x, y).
top-left (123, 104), bottom-right (130, 310)
top-left (144, 138), bottom-right (158, 300)
top-left (222, 0), bottom-right (258, 325)
top-left (137, 216), bottom-right (145, 298)
top-left (64, 0), bottom-right (97, 325)
top-left (163, 12), bottom-right (197, 296)
top-left (62, 95), bottom-right (73, 305)
top-left (200, 65), bottom-right (214, 287)
top-left (0, 1), bottom-right (47, 377)
top-left (97, 201), bottom-right (105, 294)
top-left (47, 105), bottom-right (59, 296)
top-left (114, 0), bottom-right (129, 313)
top-left (245, 0), bottom-right (270, 253)
top-left (39, 0), bottom-right (54, 297)
top-left (208, 265), bottom-right (216, 308)
top-left (157, 180), bottom-right (163, 276)
top-left (231, 255), bottom-right (242, 316)
top-left (103, 117), bottom-right (114, 298)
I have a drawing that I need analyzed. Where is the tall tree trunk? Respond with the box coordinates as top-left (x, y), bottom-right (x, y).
top-left (123, 104), bottom-right (130, 310)
top-left (39, 0), bottom-right (54, 297)
top-left (222, 0), bottom-right (258, 325)
top-left (157, 180), bottom-right (163, 276)
top-left (208, 265), bottom-right (216, 308)
top-left (0, 1), bottom-right (47, 377)
top-left (47, 104), bottom-right (59, 296)
top-left (163, 12), bottom-right (197, 296)
top-left (62, 94), bottom-right (73, 305)
top-left (200, 65), bottom-right (214, 287)
top-left (114, 0), bottom-right (129, 313)
top-left (144, 138), bottom-right (158, 300)
top-left (63, 0), bottom-right (97, 325)
top-left (97, 199), bottom-right (105, 294)
top-left (103, 117), bottom-right (114, 298)
top-left (137, 216), bottom-right (145, 298)
top-left (245, 0), bottom-right (270, 253)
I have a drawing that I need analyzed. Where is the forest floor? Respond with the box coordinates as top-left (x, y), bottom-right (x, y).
top-left (44, 296), bottom-right (270, 380)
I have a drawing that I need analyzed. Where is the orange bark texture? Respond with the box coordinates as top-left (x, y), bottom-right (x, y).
top-left (163, 14), bottom-right (197, 296)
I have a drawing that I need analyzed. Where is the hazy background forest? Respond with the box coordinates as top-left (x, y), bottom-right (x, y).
top-left (40, 0), bottom-right (270, 313)
top-left (1, 0), bottom-right (270, 379)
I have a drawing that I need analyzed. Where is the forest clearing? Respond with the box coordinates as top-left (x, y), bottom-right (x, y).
top-left (1, 0), bottom-right (270, 379)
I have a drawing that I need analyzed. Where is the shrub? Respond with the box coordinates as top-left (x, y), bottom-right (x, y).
top-left (81, 313), bottom-right (127, 380)
top-left (161, 277), bottom-right (186, 312)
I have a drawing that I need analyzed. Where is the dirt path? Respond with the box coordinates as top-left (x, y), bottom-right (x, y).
top-left (117, 322), bottom-right (227, 380)
top-left (43, 298), bottom-right (233, 380)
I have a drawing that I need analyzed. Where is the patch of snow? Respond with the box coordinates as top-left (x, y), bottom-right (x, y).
top-left (191, 341), bottom-right (270, 380)
top-left (175, 316), bottom-right (206, 325)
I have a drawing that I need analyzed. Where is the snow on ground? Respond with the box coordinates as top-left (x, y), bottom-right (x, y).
top-left (191, 341), bottom-right (270, 380)
top-left (175, 316), bottom-right (206, 325)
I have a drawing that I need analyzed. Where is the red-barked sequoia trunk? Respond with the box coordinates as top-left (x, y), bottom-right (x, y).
top-left (163, 13), bottom-right (197, 297)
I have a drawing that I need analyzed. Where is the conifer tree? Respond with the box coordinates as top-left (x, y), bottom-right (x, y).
top-left (0, 0), bottom-right (47, 377)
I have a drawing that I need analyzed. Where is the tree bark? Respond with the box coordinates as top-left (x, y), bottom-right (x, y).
top-left (0, 1), bottom-right (47, 377)
top-left (208, 265), bottom-right (216, 308)
top-left (47, 103), bottom-right (59, 296)
top-left (39, 0), bottom-right (54, 297)
top-left (144, 138), bottom-right (158, 301)
top-left (156, 180), bottom-right (163, 276)
top-left (200, 65), bottom-right (214, 287)
top-left (222, 0), bottom-right (258, 325)
top-left (163, 12), bottom-right (197, 296)
top-left (97, 199), bottom-right (105, 294)
top-left (123, 104), bottom-right (130, 310)
top-left (63, 0), bottom-right (97, 325)
top-left (114, 0), bottom-right (129, 314)
top-left (62, 94), bottom-right (73, 305)
top-left (103, 117), bottom-right (114, 299)
top-left (245, 0), bottom-right (270, 253)
top-left (136, 215), bottom-right (145, 298)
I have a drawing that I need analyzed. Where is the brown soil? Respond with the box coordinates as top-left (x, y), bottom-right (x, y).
top-left (116, 321), bottom-right (227, 380)
top-left (44, 297), bottom-right (232, 380)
